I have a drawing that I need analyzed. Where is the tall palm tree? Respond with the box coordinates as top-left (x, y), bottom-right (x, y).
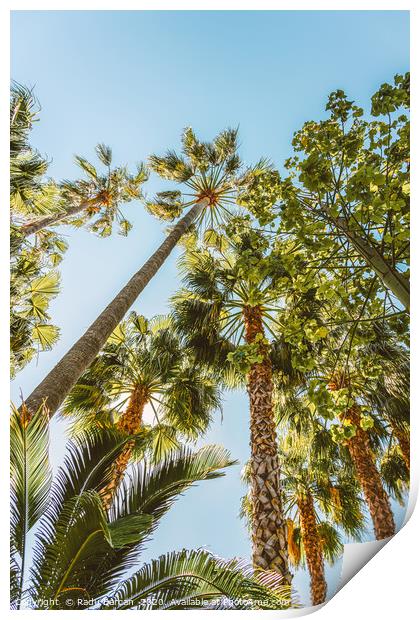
top-left (241, 386), bottom-right (366, 607)
top-left (327, 371), bottom-right (396, 540)
top-left (18, 144), bottom-right (148, 238)
top-left (10, 405), bottom-right (290, 610)
top-left (171, 224), bottom-right (292, 581)
top-left (278, 430), bottom-right (364, 606)
top-left (21, 127), bottom-right (243, 419)
top-left (62, 312), bottom-right (221, 509)
top-left (273, 287), bottom-right (403, 542)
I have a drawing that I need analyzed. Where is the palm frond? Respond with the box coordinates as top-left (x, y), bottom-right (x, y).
top-left (95, 143), bottom-right (112, 167)
top-left (101, 549), bottom-right (290, 610)
top-left (10, 404), bottom-right (51, 558)
top-left (110, 445), bottom-right (236, 526)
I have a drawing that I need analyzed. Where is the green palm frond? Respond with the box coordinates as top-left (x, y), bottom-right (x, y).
top-left (29, 429), bottom-right (153, 607)
top-left (74, 156), bottom-right (98, 180)
top-left (50, 427), bottom-right (136, 507)
top-left (110, 445), bottom-right (236, 525)
top-left (10, 82), bottom-right (39, 152)
top-left (101, 548), bottom-right (290, 610)
top-left (317, 522), bottom-right (343, 565)
top-left (31, 491), bottom-right (111, 607)
top-left (145, 191), bottom-right (184, 221)
top-left (149, 151), bottom-right (194, 182)
top-left (214, 127), bottom-right (239, 162)
top-left (161, 367), bottom-right (221, 438)
top-left (144, 423), bottom-right (181, 463)
top-left (10, 404), bottom-right (51, 599)
top-left (380, 445), bottom-right (409, 505)
top-left (95, 143), bottom-right (112, 167)
top-left (31, 490), bottom-right (152, 608)
top-left (10, 554), bottom-right (21, 609)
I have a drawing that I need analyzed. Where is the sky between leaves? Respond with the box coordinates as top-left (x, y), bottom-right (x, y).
top-left (11, 9), bottom-right (409, 606)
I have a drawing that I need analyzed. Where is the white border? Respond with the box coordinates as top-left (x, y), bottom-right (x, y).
top-left (1, 3), bottom-right (417, 619)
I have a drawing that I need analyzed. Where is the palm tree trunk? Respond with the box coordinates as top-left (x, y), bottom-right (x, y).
top-left (243, 305), bottom-right (291, 583)
top-left (297, 492), bottom-right (327, 606)
top-left (101, 386), bottom-right (147, 510)
top-left (21, 198), bottom-right (208, 419)
top-left (19, 202), bottom-right (90, 237)
top-left (342, 406), bottom-right (395, 540)
top-left (333, 216), bottom-right (409, 310)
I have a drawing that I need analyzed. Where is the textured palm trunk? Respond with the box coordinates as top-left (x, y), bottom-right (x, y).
top-left (297, 492), bottom-right (327, 606)
top-left (21, 199), bottom-right (208, 419)
top-left (333, 216), bottom-right (409, 310)
top-left (19, 202), bottom-right (90, 237)
top-left (341, 406), bottom-right (395, 539)
top-left (243, 305), bottom-right (291, 583)
top-left (101, 386), bottom-right (147, 510)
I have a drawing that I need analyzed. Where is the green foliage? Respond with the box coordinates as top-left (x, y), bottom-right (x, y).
top-left (237, 162), bottom-right (282, 226)
top-left (148, 127), bottom-right (242, 228)
top-left (10, 83), bottom-right (150, 375)
top-left (227, 339), bottom-right (264, 374)
top-left (61, 152), bottom-right (149, 237)
top-left (10, 74), bottom-right (410, 607)
top-left (11, 406), bottom-right (288, 610)
top-left (63, 312), bottom-right (221, 442)
top-left (10, 238), bottom-right (62, 376)
top-left (101, 548), bottom-right (291, 610)
top-left (10, 84), bottom-right (66, 375)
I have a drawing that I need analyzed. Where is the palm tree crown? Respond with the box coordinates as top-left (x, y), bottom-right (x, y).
top-left (63, 312), bottom-right (222, 508)
top-left (64, 312), bottom-right (221, 439)
top-left (147, 126), bottom-right (242, 230)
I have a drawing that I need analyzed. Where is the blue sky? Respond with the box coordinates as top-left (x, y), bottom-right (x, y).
top-left (11, 10), bottom-right (409, 606)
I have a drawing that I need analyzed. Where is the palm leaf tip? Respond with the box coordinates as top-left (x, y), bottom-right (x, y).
top-left (148, 152), bottom-right (193, 183)
top-left (95, 143), bottom-right (112, 167)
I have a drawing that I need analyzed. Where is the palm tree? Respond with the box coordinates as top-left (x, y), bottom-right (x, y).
top-left (18, 144), bottom-right (148, 238)
top-left (10, 405), bottom-right (290, 610)
top-left (278, 430), bottom-right (364, 606)
top-left (62, 312), bottom-right (221, 509)
top-left (273, 286), bottom-right (403, 542)
top-left (171, 224), bottom-right (292, 581)
top-left (327, 371), bottom-right (396, 540)
top-left (21, 127), bottom-right (242, 419)
top-left (10, 83), bottom-right (68, 376)
top-left (241, 395), bottom-right (366, 607)
top-left (10, 83), bottom-right (51, 211)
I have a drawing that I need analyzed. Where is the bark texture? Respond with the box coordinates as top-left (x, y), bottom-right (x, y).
top-left (101, 386), bottom-right (147, 510)
top-left (243, 305), bottom-right (291, 583)
top-left (19, 202), bottom-right (90, 237)
top-left (297, 492), bottom-right (327, 606)
top-left (22, 199), bottom-right (208, 419)
top-left (341, 406), bottom-right (395, 540)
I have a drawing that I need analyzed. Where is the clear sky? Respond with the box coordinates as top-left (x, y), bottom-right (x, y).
top-left (11, 10), bottom-right (409, 606)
